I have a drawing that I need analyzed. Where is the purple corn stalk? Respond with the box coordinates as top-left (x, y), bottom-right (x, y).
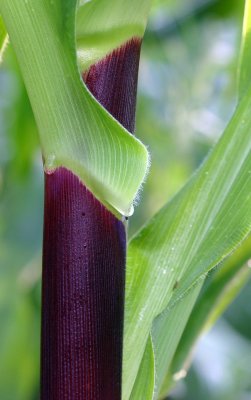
top-left (41, 38), bottom-right (142, 400)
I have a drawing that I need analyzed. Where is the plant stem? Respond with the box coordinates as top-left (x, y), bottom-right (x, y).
top-left (41, 38), bottom-right (141, 399)
top-left (84, 38), bottom-right (141, 132)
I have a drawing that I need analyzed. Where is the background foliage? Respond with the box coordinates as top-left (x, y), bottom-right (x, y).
top-left (1, 0), bottom-right (251, 399)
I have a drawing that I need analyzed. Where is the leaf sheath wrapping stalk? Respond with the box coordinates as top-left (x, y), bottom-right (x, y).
top-left (41, 39), bottom-right (142, 399)
top-left (0, 0), bottom-right (149, 217)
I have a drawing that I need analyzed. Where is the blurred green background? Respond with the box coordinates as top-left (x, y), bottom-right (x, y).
top-left (1, 0), bottom-right (251, 399)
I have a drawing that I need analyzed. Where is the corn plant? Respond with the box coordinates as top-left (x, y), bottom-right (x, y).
top-left (1, 0), bottom-right (251, 399)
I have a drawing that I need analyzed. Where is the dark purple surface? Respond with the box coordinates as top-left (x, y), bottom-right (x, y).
top-left (41, 38), bottom-right (142, 400)
top-left (84, 38), bottom-right (141, 132)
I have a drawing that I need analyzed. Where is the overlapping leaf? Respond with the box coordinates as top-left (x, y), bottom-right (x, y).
top-left (151, 281), bottom-right (204, 399)
top-left (130, 337), bottom-right (155, 400)
top-left (156, 2), bottom-right (251, 396)
top-left (123, 1), bottom-right (251, 396)
top-left (162, 234), bottom-right (251, 397)
top-left (0, 0), bottom-right (150, 217)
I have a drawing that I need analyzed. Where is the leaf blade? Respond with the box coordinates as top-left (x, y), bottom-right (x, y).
top-left (238, 0), bottom-right (251, 97)
top-left (151, 281), bottom-right (203, 400)
top-left (123, 74), bottom-right (251, 399)
top-left (129, 336), bottom-right (155, 400)
top-left (157, 235), bottom-right (251, 399)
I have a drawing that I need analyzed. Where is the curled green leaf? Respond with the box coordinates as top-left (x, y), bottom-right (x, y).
top-left (0, 0), bottom-right (150, 217)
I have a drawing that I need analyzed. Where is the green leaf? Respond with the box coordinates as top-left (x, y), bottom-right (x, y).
top-left (151, 281), bottom-right (203, 400)
top-left (158, 235), bottom-right (251, 399)
top-left (129, 337), bottom-right (155, 400)
top-left (123, 69), bottom-right (251, 399)
top-left (76, 0), bottom-right (152, 71)
top-left (238, 0), bottom-right (251, 98)
top-left (124, 1), bottom-right (251, 398)
top-left (0, 15), bottom-right (8, 62)
top-left (0, 0), bottom-right (150, 217)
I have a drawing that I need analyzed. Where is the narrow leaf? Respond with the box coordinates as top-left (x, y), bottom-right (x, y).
top-left (123, 70), bottom-right (251, 399)
top-left (239, 0), bottom-right (251, 98)
top-left (164, 234), bottom-right (251, 398)
top-left (129, 337), bottom-right (155, 400)
top-left (153, 3), bottom-right (251, 398)
top-left (152, 281), bottom-right (203, 399)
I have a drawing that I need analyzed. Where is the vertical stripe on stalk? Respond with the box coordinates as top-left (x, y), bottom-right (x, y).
top-left (41, 38), bottom-right (142, 400)
top-left (42, 169), bottom-right (126, 399)
top-left (84, 38), bottom-right (141, 132)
